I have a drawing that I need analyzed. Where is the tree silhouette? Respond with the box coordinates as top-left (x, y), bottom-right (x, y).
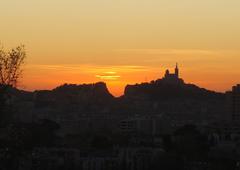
top-left (0, 45), bottom-right (26, 87)
top-left (0, 44), bottom-right (26, 124)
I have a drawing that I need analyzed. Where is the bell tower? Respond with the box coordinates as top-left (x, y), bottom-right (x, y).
top-left (175, 63), bottom-right (179, 78)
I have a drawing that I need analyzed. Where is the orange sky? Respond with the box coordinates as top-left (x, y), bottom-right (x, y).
top-left (1, 0), bottom-right (240, 96)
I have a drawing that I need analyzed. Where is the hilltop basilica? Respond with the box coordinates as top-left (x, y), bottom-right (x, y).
top-left (162, 63), bottom-right (183, 84)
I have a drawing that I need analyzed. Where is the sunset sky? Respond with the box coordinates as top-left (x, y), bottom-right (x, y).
top-left (1, 0), bottom-right (240, 96)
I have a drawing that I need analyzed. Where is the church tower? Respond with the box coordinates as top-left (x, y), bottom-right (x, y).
top-left (175, 63), bottom-right (179, 78)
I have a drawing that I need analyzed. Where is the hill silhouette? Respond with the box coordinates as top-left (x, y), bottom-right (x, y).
top-left (34, 82), bottom-right (115, 113)
top-left (120, 77), bottom-right (225, 118)
top-left (124, 78), bottom-right (223, 101)
top-left (3, 77), bottom-right (226, 120)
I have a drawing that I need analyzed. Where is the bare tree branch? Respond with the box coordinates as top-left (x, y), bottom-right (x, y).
top-left (0, 45), bottom-right (26, 87)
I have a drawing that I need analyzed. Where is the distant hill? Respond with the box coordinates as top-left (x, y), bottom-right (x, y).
top-left (34, 82), bottom-right (115, 113)
top-left (124, 78), bottom-right (224, 101)
top-left (119, 77), bottom-right (226, 120)
top-left (3, 78), bottom-right (226, 121)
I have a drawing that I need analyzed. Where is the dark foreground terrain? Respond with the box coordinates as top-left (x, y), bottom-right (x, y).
top-left (0, 77), bottom-right (239, 170)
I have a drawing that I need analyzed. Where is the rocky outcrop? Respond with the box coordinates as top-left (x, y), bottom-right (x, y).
top-left (33, 82), bottom-right (115, 113)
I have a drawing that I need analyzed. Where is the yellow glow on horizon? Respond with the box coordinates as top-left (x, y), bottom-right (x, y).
top-left (96, 75), bottom-right (121, 80)
top-left (19, 60), bottom-right (240, 97)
